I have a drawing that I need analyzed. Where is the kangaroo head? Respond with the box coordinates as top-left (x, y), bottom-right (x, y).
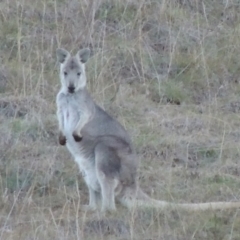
top-left (56, 48), bottom-right (90, 94)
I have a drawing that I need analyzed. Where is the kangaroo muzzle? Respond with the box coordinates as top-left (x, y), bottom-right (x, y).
top-left (68, 84), bottom-right (75, 93)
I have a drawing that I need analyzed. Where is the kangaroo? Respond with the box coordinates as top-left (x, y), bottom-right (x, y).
top-left (56, 48), bottom-right (240, 212)
top-left (56, 48), bottom-right (92, 145)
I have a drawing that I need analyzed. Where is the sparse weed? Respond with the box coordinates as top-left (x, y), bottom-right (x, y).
top-left (4, 168), bottom-right (33, 193)
top-left (162, 80), bottom-right (188, 104)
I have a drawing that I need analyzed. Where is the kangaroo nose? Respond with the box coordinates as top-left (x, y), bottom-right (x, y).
top-left (68, 85), bottom-right (75, 93)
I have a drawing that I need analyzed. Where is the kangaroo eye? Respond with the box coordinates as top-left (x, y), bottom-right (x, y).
top-left (77, 72), bottom-right (81, 76)
top-left (64, 71), bottom-right (67, 76)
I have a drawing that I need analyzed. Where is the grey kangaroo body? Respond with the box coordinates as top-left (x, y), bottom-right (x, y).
top-left (56, 48), bottom-right (240, 212)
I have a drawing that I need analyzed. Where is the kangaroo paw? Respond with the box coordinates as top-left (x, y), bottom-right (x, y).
top-left (59, 133), bottom-right (66, 146)
top-left (72, 131), bottom-right (83, 142)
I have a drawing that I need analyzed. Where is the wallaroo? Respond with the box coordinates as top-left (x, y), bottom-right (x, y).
top-left (56, 48), bottom-right (240, 212)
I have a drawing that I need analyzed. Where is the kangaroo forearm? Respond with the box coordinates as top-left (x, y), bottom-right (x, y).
top-left (57, 109), bottom-right (64, 132)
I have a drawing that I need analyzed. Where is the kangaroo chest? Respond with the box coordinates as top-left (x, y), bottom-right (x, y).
top-left (58, 93), bottom-right (100, 191)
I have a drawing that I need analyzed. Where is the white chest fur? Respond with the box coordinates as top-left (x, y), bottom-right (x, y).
top-left (60, 95), bottom-right (80, 135)
top-left (57, 93), bottom-right (100, 192)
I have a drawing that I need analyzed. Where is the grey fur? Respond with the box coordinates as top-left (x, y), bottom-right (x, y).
top-left (56, 48), bottom-right (240, 212)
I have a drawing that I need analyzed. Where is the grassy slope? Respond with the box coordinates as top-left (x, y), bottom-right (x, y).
top-left (1, 0), bottom-right (240, 239)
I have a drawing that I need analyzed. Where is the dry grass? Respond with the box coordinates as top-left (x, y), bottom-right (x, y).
top-left (1, 0), bottom-right (240, 239)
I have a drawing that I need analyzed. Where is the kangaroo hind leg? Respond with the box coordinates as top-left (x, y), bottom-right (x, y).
top-left (97, 171), bottom-right (119, 212)
top-left (83, 187), bottom-right (101, 211)
top-left (95, 142), bottom-right (121, 212)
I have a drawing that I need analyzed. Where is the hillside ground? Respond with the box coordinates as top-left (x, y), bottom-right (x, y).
top-left (1, 0), bottom-right (240, 239)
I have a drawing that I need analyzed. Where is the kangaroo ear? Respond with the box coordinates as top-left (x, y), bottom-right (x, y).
top-left (77, 48), bottom-right (90, 63)
top-left (56, 48), bottom-right (70, 63)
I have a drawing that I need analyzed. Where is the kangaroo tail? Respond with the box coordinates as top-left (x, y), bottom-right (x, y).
top-left (119, 187), bottom-right (240, 211)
